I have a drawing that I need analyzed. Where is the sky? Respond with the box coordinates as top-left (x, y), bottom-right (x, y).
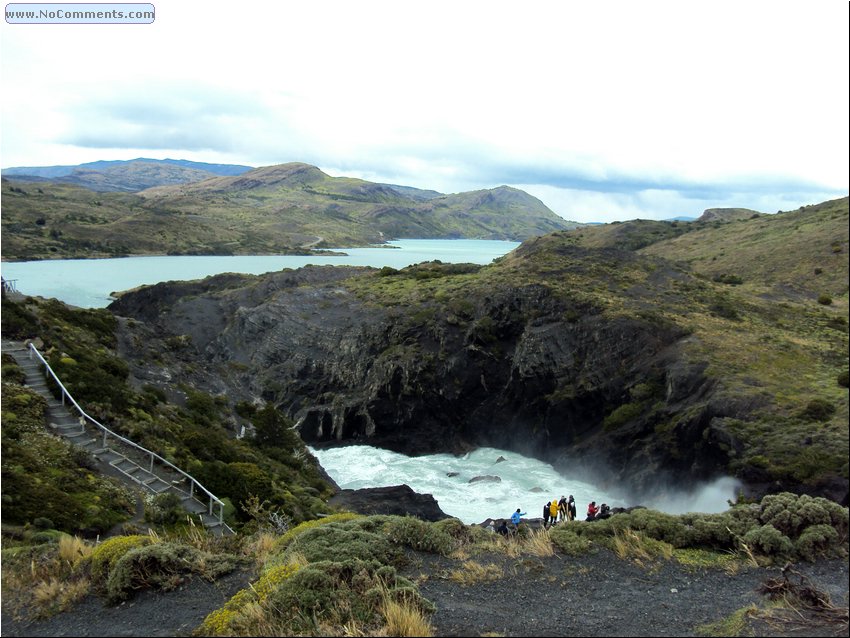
top-left (1, 1), bottom-right (848, 223)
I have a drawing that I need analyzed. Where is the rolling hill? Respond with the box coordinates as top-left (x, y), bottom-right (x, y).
top-left (1, 163), bottom-right (577, 259)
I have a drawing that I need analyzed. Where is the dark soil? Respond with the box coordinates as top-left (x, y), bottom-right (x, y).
top-left (2, 550), bottom-right (847, 637)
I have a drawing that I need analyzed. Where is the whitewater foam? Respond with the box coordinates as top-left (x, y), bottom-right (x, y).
top-left (310, 445), bottom-right (741, 524)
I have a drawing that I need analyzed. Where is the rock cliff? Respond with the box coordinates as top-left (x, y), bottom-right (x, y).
top-left (109, 242), bottom-right (777, 503)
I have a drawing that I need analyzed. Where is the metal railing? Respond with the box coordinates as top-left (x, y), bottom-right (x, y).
top-left (27, 342), bottom-right (229, 530)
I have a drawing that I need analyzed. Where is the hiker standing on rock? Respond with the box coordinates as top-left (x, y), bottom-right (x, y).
top-left (558, 495), bottom-right (568, 522)
top-left (543, 501), bottom-right (551, 527)
top-left (510, 508), bottom-right (525, 532)
top-left (568, 495), bottom-right (577, 521)
top-left (549, 499), bottom-right (559, 527)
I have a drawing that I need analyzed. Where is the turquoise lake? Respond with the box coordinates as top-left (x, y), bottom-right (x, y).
top-left (0, 239), bottom-right (520, 308)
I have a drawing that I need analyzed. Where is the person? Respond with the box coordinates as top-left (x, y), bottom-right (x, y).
top-left (586, 501), bottom-right (599, 521)
top-left (598, 503), bottom-right (611, 519)
top-left (486, 520), bottom-right (496, 533)
top-left (549, 498), bottom-right (559, 526)
top-left (543, 502), bottom-right (551, 527)
top-left (496, 520), bottom-right (509, 537)
top-left (510, 508), bottom-right (526, 531)
top-left (568, 495), bottom-right (577, 521)
top-left (558, 496), bottom-right (568, 522)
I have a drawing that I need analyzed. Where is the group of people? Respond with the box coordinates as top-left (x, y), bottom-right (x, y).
top-left (486, 496), bottom-right (613, 535)
top-left (541, 495), bottom-right (578, 527)
top-left (487, 494), bottom-right (611, 536)
top-left (585, 501), bottom-right (611, 521)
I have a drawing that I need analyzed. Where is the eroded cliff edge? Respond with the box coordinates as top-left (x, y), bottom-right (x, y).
top-left (108, 237), bottom-right (849, 505)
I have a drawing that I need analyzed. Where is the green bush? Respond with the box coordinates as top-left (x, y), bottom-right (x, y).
top-left (106, 541), bottom-right (237, 602)
top-left (838, 370), bottom-right (849, 388)
top-left (741, 524), bottom-right (793, 557)
top-left (797, 399), bottom-right (836, 421)
top-left (382, 516), bottom-right (455, 555)
top-left (264, 559), bottom-right (433, 633)
top-left (603, 402), bottom-right (644, 431)
top-left (90, 535), bottom-right (152, 583)
top-left (144, 492), bottom-right (188, 526)
top-left (274, 513), bottom-right (362, 552)
top-left (284, 522), bottom-right (399, 565)
top-left (432, 517), bottom-right (478, 545)
top-left (817, 294), bottom-right (833, 306)
top-left (549, 526), bottom-right (593, 555)
top-left (33, 517), bottom-right (55, 530)
top-left (795, 524), bottom-right (840, 561)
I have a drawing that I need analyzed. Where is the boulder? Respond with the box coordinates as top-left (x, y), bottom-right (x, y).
top-left (469, 475), bottom-right (501, 484)
top-left (327, 484), bottom-right (449, 521)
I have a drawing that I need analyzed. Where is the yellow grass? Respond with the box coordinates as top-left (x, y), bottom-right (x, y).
top-left (382, 597), bottom-right (434, 637)
top-left (58, 535), bottom-right (92, 565)
top-left (611, 529), bottom-right (673, 566)
top-left (447, 560), bottom-right (503, 586)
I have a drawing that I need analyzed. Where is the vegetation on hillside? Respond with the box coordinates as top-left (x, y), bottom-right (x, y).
top-left (0, 292), bottom-right (335, 533)
top-left (1, 164), bottom-right (575, 260)
top-left (340, 198), bottom-right (849, 490)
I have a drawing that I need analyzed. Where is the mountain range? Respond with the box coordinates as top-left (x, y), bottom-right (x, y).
top-left (1, 161), bottom-right (577, 259)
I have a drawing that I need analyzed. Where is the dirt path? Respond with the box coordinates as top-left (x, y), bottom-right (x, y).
top-left (3, 550), bottom-right (846, 637)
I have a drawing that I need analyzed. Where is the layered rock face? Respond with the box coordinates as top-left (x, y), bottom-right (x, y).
top-left (110, 258), bottom-right (750, 502)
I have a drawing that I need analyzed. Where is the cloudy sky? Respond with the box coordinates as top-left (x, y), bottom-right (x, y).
top-left (2, 1), bottom-right (848, 222)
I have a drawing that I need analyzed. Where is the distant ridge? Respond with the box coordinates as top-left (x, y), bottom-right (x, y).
top-left (2, 158), bottom-right (255, 193)
top-left (697, 207), bottom-right (762, 223)
top-left (2, 157), bottom-right (254, 179)
top-left (1, 162), bottom-right (579, 259)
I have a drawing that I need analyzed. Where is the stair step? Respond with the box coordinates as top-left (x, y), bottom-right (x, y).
top-left (112, 458), bottom-right (141, 473)
top-left (97, 451), bottom-right (124, 464)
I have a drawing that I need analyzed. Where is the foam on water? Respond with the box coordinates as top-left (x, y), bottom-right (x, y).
top-left (310, 445), bottom-right (741, 524)
top-left (310, 445), bottom-right (628, 524)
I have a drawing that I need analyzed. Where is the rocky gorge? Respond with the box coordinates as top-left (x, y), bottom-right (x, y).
top-left (106, 222), bottom-right (850, 507)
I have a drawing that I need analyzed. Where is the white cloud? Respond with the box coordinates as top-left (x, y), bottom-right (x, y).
top-left (1, 0), bottom-right (847, 222)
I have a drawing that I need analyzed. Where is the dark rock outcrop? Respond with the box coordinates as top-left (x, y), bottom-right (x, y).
top-left (108, 246), bottom-right (839, 503)
top-left (327, 484), bottom-right (449, 521)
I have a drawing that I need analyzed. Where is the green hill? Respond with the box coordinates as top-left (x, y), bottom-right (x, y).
top-left (1, 163), bottom-right (576, 260)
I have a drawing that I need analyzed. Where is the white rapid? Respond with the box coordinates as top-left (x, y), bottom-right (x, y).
top-left (309, 445), bottom-right (741, 524)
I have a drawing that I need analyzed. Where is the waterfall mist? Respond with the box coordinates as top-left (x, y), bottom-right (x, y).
top-left (310, 445), bottom-right (742, 524)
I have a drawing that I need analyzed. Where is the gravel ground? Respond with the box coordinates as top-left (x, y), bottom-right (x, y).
top-left (2, 550), bottom-right (847, 637)
top-left (400, 549), bottom-right (849, 638)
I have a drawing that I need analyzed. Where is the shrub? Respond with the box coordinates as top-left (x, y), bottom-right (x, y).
top-left (549, 526), bottom-right (593, 555)
top-left (382, 516), bottom-right (455, 555)
top-left (275, 513), bottom-right (362, 552)
top-left (712, 273), bottom-right (743, 285)
top-left (741, 524), bottom-right (793, 557)
top-left (90, 535), bottom-right (152, 583)
top-left (795, 524), bottom-right (840, 561)
top-left (264, 559), bottom-right (433, 634)
top-left (33, 517), bottom-right (55, 530)
top-left (283, 522), bottom-right (398, 565)
top-left (797, 399), bottom-right (836, 421)
top-left (603, 402), bottom-right (644, 431)
top-left (616, 508), bottom-right (690, 547)
top-left (106, 542), bottom-right (237, 602)
top-left (432, 517), bottom-right (478, 546)
top-left (817, 294), bottom-right (833, 306)
top-left (838, 371), bottom-right (849, 388)
top-left (144, 492), bottom-right (187, 526)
